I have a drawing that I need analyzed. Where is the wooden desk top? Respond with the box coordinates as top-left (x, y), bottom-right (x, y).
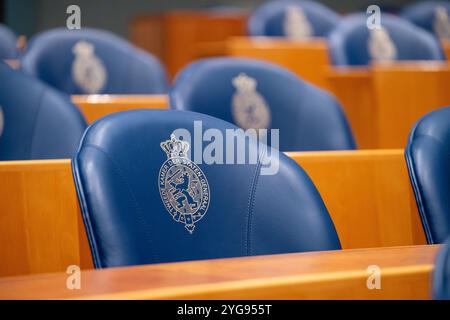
top-left (229, 36), bottom-right (327, 48)
top-left (0, 245), bottom-right (439, 300)
top-left (71, 94), bottom-right (168, 105)
top-left (71, 95), bottom-right (168, 123)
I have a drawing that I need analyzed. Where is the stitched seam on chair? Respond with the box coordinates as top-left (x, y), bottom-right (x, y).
top-left (28, 88), bottom-right (46, 158)
top-left (405, 149), bottom-right (434, 244)
top-left (83, 144), bottom-right (160, 263)
top-left (72, 155), bottom-right (102, 268)
top-left (406, 133), bottom-right (450, 244)
top-left (245, 146), bottom-right (266, 256)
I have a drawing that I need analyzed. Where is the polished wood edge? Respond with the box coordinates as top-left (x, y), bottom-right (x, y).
top-left (327, 66), bottom-right (372, 78)
top-left (0, 150), bottom-right (405, 170)
top-left (78, 265), bottom-right (433, 300)
top-left (228, 36), bottom-right (328, 48)
top-left (0, 245), bottom-right (439, 300)
top-left (371, 61), bottom-right (450, 72)
top-left (285, 149), bottom-right (404, 159)
top-left (328, 62), bottom-right (450, 78)
top-left (71, 94), bottom-right (168, 104)
top-left (0, 159), bottom-right (71, 171)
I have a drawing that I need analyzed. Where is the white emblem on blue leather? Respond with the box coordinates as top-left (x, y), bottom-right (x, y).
top-left (72, 41), bottom-right (107, 94)
top-left (368, 27), bottom-right (397, 62)
top-left (0, 106), bottom-right (4, 138)
top-left (434, 6), bottom-right (450, 41)
top-left (283, 6), bottom-right (313, 40)
top-left (158, 134), bottom-right (210, 234)
top-left (231, 73), bottom-right (271, 130)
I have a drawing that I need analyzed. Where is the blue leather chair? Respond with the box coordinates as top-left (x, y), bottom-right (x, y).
top-left (72, 109), bottom-right (341, 268)
top-left (170, 58), bottom-right (356, 151)
top-left (405, 107), bottom-right (450, 244)
top-left (433, 238), bottom-right (450, 300)
top-left (401, 1), bottom-right (450, 39)
top-left (248, 0), bottom-right (340, 37)
top-left (20, 28), bottom-right (168, 94)
top-left (328, 14), bottom-right (444, 66)
top-left (0, 61), bottom-right (86, 160)
top-left (0, 24), bottom-right (17, 59)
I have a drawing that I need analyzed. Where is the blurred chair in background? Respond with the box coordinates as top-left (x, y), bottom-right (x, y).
top-left (170, 58), bottom-right (355, 151)
top-left (328, 14), bottom-right (445, 66)
top-left (401, 1), bottom-right (450, 42)
top-left (0, 62), bottom-right (86, 160)
top-left (433, 238), bottom-right (450, 300)
top-left (248, 0), bottom-right (340, 39)
top-left (405, 107), bottom-right (450, 244)
top-left (72, 109), bottom-right (341, 268)
top-left (20, 28), bottom-right (168, 95)
top-left (0, 23), bottom-right (18, 59)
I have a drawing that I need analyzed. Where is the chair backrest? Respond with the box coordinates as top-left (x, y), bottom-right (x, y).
top-left (72, 109), bottom-right (341, 268)
top-left (0, 24), bottom-right (17, 59)
top-left (405, 107), bottom-right (450, 244)
top-left (401, 1), bottom-right (450, 40)
top-left (328, 13), bottom-right (445, 66)
top-left (248, 0), bottom-right (340, 38)
top-left (433, 238), bottom-right (450, 300)
top-left (170, 58), bottom-right (356, 151)
top-left (20, 28), bottom-right (168, 94)
top-left (0, 62), bottom-right (86, 160)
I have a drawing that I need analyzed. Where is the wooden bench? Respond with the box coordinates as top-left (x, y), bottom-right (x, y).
top-left (0, 245), bottom-right (439, 299)
top-left (0, 150), bottom-right (426, 277)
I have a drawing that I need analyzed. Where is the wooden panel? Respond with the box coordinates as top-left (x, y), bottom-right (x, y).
top-left (0, 160), bottom-right (93, 277)
top-left (372, 62), bottom-right (450, 148)
top-left (0, 245), bottom-right (439, 300)
top-left (0, 151), bottom-right (426, 277)
top-left (328, 63), bottom-right (450, 149)
top-left (227, 37), bottom-right (331, 90)
top-left (443, 40), bottom-right (450, 60)
top-left (129, 14), bottom-right (165, 61)
top-left (71, 95), bottom-right (168, 123)
top-left (327, 67), bottom-right (376, 148)
top-left (130, 11), bottom-right (248, 78)
top-left (288, 150), bottom-right (426, 249)
top-left (164, 12), bottom-right (248, 77)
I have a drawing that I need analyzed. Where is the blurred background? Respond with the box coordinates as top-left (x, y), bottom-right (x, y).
top-left (1, 0), bottom-right (418, 38)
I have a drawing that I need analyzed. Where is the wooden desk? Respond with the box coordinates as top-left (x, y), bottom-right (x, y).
top-left (72, 95), bottom-right (168, 123)
top-left (328, 62), bottom-right (450, 149)
top-left (227, 37), bottom-right (331, 90)
top-left (130, 11), bottom-right (248, 78)
top-left (0, 245), bottom-right (439, 300)
top-left (442, 40), bottom-right (450, 60)
top-left (327, 67), bottom-right (374, 149)
top-left (0, 150), bottom-right (426, 277)
top-left (0, 160), bottom-right (93, 277)
top-left (372, 62), bottom-right (450, 148)
top-left (288, 150), bottom-right (425, 249)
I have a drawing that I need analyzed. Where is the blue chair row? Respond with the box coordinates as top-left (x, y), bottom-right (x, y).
top-left (20, 28), bottom-right (168, 95)
top-left (1, 54), bottom-right (357, 160)
top-left (249, 1), bottom-right (447, 66)
top-left (0, 62), bottom-right (86, 160)
top-left (401, 1), bottom-right (450, 41)
top-left (328, 13), bottom-right (445, 66)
